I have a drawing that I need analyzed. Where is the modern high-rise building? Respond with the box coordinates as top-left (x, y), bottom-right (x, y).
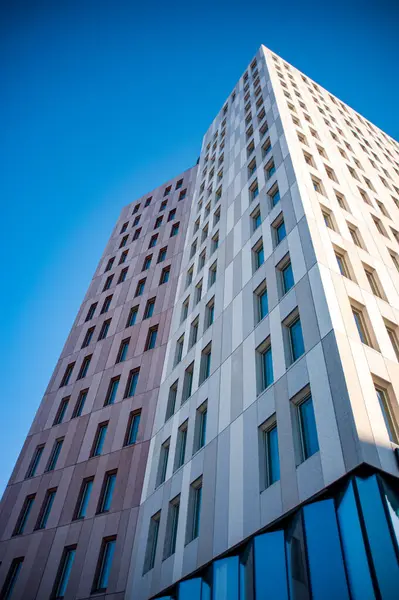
top-left (1, 44), bottom-right (399, 600)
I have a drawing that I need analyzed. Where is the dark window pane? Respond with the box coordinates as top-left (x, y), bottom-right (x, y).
top-left (254, 530), bottom-right (289, 599)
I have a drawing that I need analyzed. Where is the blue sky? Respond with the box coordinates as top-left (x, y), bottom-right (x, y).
top-left (0, 0), bottom-right (398, 493)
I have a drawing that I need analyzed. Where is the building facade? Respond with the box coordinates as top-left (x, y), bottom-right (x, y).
top-left (1, 45), bottom-right (399, 600)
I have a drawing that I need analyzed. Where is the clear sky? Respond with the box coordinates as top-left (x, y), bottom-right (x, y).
top-left (0, 0), bottom-right (398, 494)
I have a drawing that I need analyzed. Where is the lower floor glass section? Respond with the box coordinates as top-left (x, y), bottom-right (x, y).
top-left (153, 470), bottom-right (399, 600)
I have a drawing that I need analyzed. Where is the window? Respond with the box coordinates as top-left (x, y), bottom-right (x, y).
top-left (211, 232), bottom-right (219, 253)
top-left (257, 338), bottom-right (273, 393)
top-left (187, 478), bottom-right (202, 542)
top-left (335, 192), bottom-right (348, 211)
top-left (201, 224), bottom-right (209, 243)
top-left (182, 363), bottom-right (194, 402)
top-left (335, 250), bottom-right (351, 279)
top-left (74, 478), bottom-right (93, 519)
top-left (348, 224), bottom-right (364, 248)
top-left (176, 178), bottom-right (183, 189)
top-left (205, 298), bottom-right (215, 329)
top-left (160, 200), bottom-right (167, 211)
top-left (373, 216), bottom-right (387, 237)
top-left (53, 397), bottom-right (69, 426)
top-left (143, 297), bottom-right (155, 319)
top-left (157, 439), bottom-right (170, 486)
top-left (116, 338), bottom-right (130, 363)
top-left (375, 386), bottom-right (398, 443)
top-left (194, 402), bottom-right (207, 452)
top-left (36, 488), bottom-right (56, 530)
top-left (166, 382), bottom-right (178, 421)
top-left (168, 209), bottom-right (176, 222)
top-left (352, 305), bottom-right (372, 346)
top-left (385, 322), bottom-right (399, 361)
top-left (297, 394), bottom-right (319, 460)
top-left (105, 257), bottom-right (115, 272)
top-left (124, 411), bottom-right (141, 445)
top-left (91, 423), bottom-right (108, 457)
top-left (124, 368), bottom-right (140, 398)
top-left (132, 227), bottom-right (141, 240)
top-left (92, 537), bottom-right (116, 593)
top-left (142, 255), bottom-right (152, 271)
top-left (149, 234), bottom-right (158, 248)
top-left (160, 266), bottom-right (170, 284)
top-left (145, 326), bottom-right (158, 350)
top-left (249, 179), bottom-right (259, 201)
top-left (164, 185), bottom-right (171, 196)
top-left (181, 296), bottom-right (189, 322)
top-left (175, 335), bottom-right (184, 365)
top-left (287, 314), bottom-right (305, 363)
top-left (254, 280), bottom-right (268, 322)
top-left (132, 203), bottom-right (140, 214)
top-left (144, 513), bottom-right (160, 573)
top-left (53, 546), bottom-right (76, 599)
top-left (154, 216), bottom-right (163, 229)
top-left (101, 295), bottom-right (112, 314)
top-left (321, 207), bottom-right (335, 230)
top-left (190, 240), bottom-right (197, 258)
top-left (60, 362), bottom-right (74, 387)
top-left (208, 261), bottom-right (217, 287)
top-left (262, 137), bottom-right (271, 158)
top-left (26, 445), bottom-right (44, 479)
top-left (1, 557), bottom-right (24, 600)
top-left (390, 251), bottom-right (399, 272)
top-left (157, 247), bottom-right (167, 263)
top-left (135, 278), bottom-right (146, 296)
top-left (260, 420), bottom-right (280, 489)
top-left (13, 494), bottom-right (35, 535)
top-left (174, 421), bottom-right (188, 470)
top-left (118, 267), bottom-right (128, 283)
top-left (81, 326), bottom-right (95, 348)
top-left (199, 344), bottom-right (212, 384)
top-left (119, 235), bottom-right (128, 248)
top-left (104, 376), bottom-right (120, 406)
top-left (145, 196), bottom-right (152, 206)
top-left (98, 471), bottom-right (117, 514)
top-left (364, 265), bottom-right (385, 299)
top-left (198, 250), bottom-right (206, 271)
top-left (248, 158), bottom-right (257, 179)
top-left (103, 275), bottom-right (113, 291)
top-left (46, 438), bottom-right (64, 472)
top-left (72, 389), bottom-right (88, 418)
top-left (179, 188), bottom-right (187, 200)
top-left (252, 239), bottom-right (264, 271)
top-left (189, 318), bottom-right (199, 348)
top-left (98, 318), bottom-right (111, 340)
top-left (133, 215), bottom-right (140, 227)
top-left (126, 306), bottom-right (138, 327)
top-left (85, 302), bottom-right (97, 322)
top-left (195, 280), bottom-right (203, 304)
top-left (164, 496), bottom-right (180, 559)
top-left (311, 177), bottom-right (324, 194)
top-left (251, 206), bottom-right (261, 231)
top-left (265, 158), bottom-right (276, 179)
top-left (273, 215), bottom-right (286, 245)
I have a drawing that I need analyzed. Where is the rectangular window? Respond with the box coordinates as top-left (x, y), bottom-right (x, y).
top-left (269, 185), bottom-right (280, 207)
top-left (385, 322), bottom-right (399, 361)
top-left (194, 402), bottom-right (207, 452)
top-left (119, 405), bottom-right (139, 446)
top-left (254, 280), bottom-right (268, 322)
top-left (116, 338), bottom-right (129, 363)
top-left (60, 362), bottom-right (75, 387)
top-left (72, 389), bottom-right (88, 418)
top-left (174, 421), bottom-right (188, 470)
top-left (98, 318), bottom-right (111, 340)
top-left (149, 234), bottom-right (158, 248)
top-left (126, 306), bottom-right (138, 327)
top-left (154, 216), bottom-right (163, 229)
top-left (52, 546), bottom-right (76, 599)
top-left (145, 196), bottom-right (152, 206)
top-left (104, 376), bottom-right (120, 406)
top-left (164, 497), bottom-right (180, 559)
top-left (252, 239), bottom-right (264, 271)
top-left (176, 179), bottom-right (183, 189)
top-left (168, 209), bottom-right (176, 222)
top-left (249, 179), bottom-right (259, 201)
top-left (166, 382), bottom-right (178, 421)
top-left (288, 315), bottom-right (305, 362)
top-left (103, 275), bottom-right (113, 291)
top-left (143, 513), bottom-right (160, 573)
top-left (364, 265), bottom-right (385, 299)
top-left (132, 227), bottom-right (141, 240)
top-left (208, 261), bottom-right (217, 287)
top-left (85, 302), bottom-right (98, 322)
top-left (352, 306), bottom-right (371, 346)
top-left (375, 387), bottom-right (398, 443)
top-left (181, 296), bottom-right (189, 322)
top-left (92, 537), bottom-right (116, 593)
top-left (348, 224), bottom-right (363, 248)
top-left (187, 478), bottom-right (202, 542)
top-left (74, 478), bottom-right (93, 520)
top-left (257, 338), bottom-right (274, 393)
top-left (251, 206), bottom-right (261, 231)
top-left (124, 368), bottom-right (140, 398)
top-left (77, 355), bottom-right (91, 380)
top-left (157, 247), bottom-right (167, 263)
top-left (142, 255), bottom-right (152, 271)
top-left (145, 326), bottom-right (158, 351)
top-left (46, 438), bottom-right (64, 472)
top-left (81, 326), bottom-right (95, 348)
top-left (260, 420), bottom-right (280, 489)
top-left (182, 363), bottom-right (194, 402)
top-left (199, 344), bottom-right (212, 384)
top-left (13, 495), bottom-right (35, 536)
top-left (53, 397), bottom-right (69, 426)
top-left (144, 297), bottom-right (155, 319)
top-left (198, 250), bottom-right (206, 271)
top-left (298, 395), bottom-right (319, 460)
top-left (179, 189), bottom-right (187, 200)
top-left (118, 267), bottom-right (128, 283)
top-left (195, 281), bottom-right (203, 304)
top-left (157, 439), bottom-right (170, 486)
top-left (36, 488), bottom-right (56, 530)
top-left (160, 200), bottom-right (167, 211)
top-left (273, 216), bottom-right (286, 245)
top-left (133, 215), bottom-right (140, 227)
top-left (119, 235), bottom-right (128, 248)
top-left (101, 295), bottom-right (112, 314)
top-left (160, 267), bottom-right (170, 284)
top-left (205, 298), bottom-right (215, 330)
top-left (265, 158), bottom-right (276, 179)
top-left (98, 471), bottom-right (117, 514)
top-left (174, 335), bottom-right (184, 366)
top-left (280, 257), bottom-right (294, 295)
top-left (189, 318), bottom-right (199, 349)
top-left (132, 203), bottom-right (140, 214)
top-left (335, 251), bottom-right (351, 278)
top-left (1, 558), bottom-right (24, 600)
top-left (119, 250), bottom-right (128, 265)
top-left (25, 444), bottom-right (44, 478)
top-left (135, 278), bottom-right (146, 296)
top-left (91, 423), bottom-right (108, 457)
